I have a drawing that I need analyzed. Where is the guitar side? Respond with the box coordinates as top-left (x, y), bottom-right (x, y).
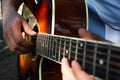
top-left (18, 0), bottom-right (87, 80)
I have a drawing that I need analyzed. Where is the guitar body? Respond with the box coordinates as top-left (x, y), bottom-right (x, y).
top-left (18, 0), bottom-right (87, 80)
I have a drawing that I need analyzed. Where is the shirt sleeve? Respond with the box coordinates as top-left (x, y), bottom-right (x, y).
top-left (87, 0), bottom-right (120, 30)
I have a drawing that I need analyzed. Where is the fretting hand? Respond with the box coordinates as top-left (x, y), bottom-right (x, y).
top-left (61, 57), bottom-right (94, 80)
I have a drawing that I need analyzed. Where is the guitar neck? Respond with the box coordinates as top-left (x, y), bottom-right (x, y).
top-left (36, 33), bottom-right (120, 80)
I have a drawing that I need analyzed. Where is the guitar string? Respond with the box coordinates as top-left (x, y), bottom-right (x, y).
top-left (29, 37), bottom-right (120, 71)
top-left (70, 55), bottom-right (120, 74)
top-left (57, 47), bottom-right (120, 68)
top-left (37, 44), bottom-right (120, 74)
top-left (40, 48), bottom-right (120, 75)
top-left (30, 37), bottom-right (120, 60)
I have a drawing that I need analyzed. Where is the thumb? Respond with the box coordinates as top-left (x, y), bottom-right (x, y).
top-left (78, 28), bottom-right (93, 39)
top-left (22, 18), bottom-right (37, 36)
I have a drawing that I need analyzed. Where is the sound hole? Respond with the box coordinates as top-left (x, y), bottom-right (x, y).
top-left (30, 25), bottom-right (39, 60)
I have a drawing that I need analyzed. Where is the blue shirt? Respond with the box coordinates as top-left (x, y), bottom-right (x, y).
top-left (87, 0), bottom-right (120, 43)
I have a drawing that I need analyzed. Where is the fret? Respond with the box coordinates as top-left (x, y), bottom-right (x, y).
top-left (70, 39), bottom-right (77, 61)
top-left (56, 37), bottom-right (61, 62)
top-left (83, 41), bottom-right (86, 69)
top-left (106, 46), bottom-right (111, 80)
top-left (48, 36), bottom-right (52, 58)
top-left (60, 38), bottom-right (64, 61)
top-left (43, 35), bottom-right (46, 55)
top-left (50, 36), bottom-right (54, 59)
top-left (41, 35), bottom-right (44, 55)
top-left (54, 37), bottom-right (58, 61)
top-left (75, 40), bottom-right (78, 60)
top-left (95, 44), bottom-right (109, 79)
top-left (77, 41), bottom-right (84, 66)
top-left (59, 38), bottom-right (68, 61)
top-left (85, 42), bottom-right (96, 75)
top-left (39, 35), bottom-right (43, 55)
top-left (109, 46), bottom-right (120, 80)
top-left (93, 43), bottom-right (97, 76)
top-left (64, 38), bottom-right (71, 59)
top-left (58, 37), bottom-right (62, 62)
top-left (36, 33), bottom-right (120, 80)
top-left (44, 35), bottom-right (47, 56)
top-left (46, 35), bottom-right (49, 57)
top-left (63, 38), bottom-right (66, 57)
top-left (68, 39), bottom-right (72, 59)
top-left (51, 36), bottom-right (55, 59)
top-left (36, 35), bottom-right (40, 54)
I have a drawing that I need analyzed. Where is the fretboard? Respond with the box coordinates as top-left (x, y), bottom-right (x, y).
top-left (36, 33), bottom-right (120, 80)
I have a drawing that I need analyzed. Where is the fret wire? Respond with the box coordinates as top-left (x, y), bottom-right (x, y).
top-left (63, 38), bottom-right (66, 57)
top-left (59, 42), bottom-right (119, 58)
top-left (75, 40), bottom-right (78, 60)
top-left (57, 41), bottom-right (119, 58)
top-left (41, 35), bottom-right (44, 55)
top-left (43, 35), bottom-right (46, 56)
top-left (55, 38), bottom-right (61, 61)
top-left (40, 35), bottom-right (43, 55)
top-left (45, 36), bottom-right (119, 69)
top-left (36, 35), bottom-right (40, 55)
top-left (93, 43), bottom-right (97, 76)
top-left (43, 35), bottom-right (47, 56)
top-left (70, 55), bottom-right (120, 75)
top-left (39, 35), bottom-right (42, 55)
top-left (42, 35), bottom-right (45, 55)
top-left (38, 35), bottom-right (42, 54)
top-left (54, 37), bottom-right (58, 61)
top-left (68, 39), bottom-right (72, 59)
top-left (64, 38), bottom-right (70, 58)
top-left (48, 36), bottom-right (52, 57)
top-left (51, 36), bottom-right (55, 59)
top-left (58, 37), bottom-right (62, 62)
top-left (36, 33), bottom-right (119, 77)
top-left (83, 41), bottom-right (86, 69)
top-left (43, 35), bottom-right (45, 55)
top-left (46, 35), bottom-right (49, 57)
top-left (106, 46), bottom-right (111, 80)
top-left (77, 51), bottom-right (120, 69)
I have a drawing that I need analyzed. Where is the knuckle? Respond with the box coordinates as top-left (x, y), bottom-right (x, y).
top-left (10, 47), bottom-right (16, 52)
top-left (9, 45), bottom-right (17, 52)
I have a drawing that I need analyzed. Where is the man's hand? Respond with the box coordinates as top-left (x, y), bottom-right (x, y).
top-left (61, 57), bottom-right (94, 80)
top-left (2, 9), bottom-right (37, 54)
top-left (78, 28), bottom-right (106, 41)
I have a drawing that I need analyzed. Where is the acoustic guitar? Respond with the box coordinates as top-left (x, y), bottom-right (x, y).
top-left (18, 0), bottom-right (120, 80)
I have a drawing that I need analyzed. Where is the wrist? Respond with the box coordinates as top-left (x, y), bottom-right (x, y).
top-left (1, 0), bottom-right (23, 15)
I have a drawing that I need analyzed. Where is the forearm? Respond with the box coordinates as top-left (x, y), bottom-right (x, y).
top-left (1, 0), bottom-right (24, 17)
top-left (2, 0), bottom-right (24, 10)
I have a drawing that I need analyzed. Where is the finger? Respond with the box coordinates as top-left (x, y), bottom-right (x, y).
top-left (71, 60), bottom-right (94, 80)
top-left (3, 30), bottom-right (17, 52)
top-left (62, 75), bottom-right (70, 80)
top-left (21, 18), bottom-right (37, 36)
top-left (78, 28), bottom-right (92, 39)
top-left (15, 45), bottom-right (31, 54)
top-left (71, 60), bottom-right (82, 72)
top-left (61, 58), bottom-right (76, 80)
top-left (61, 57), bottom-right (70, 68)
